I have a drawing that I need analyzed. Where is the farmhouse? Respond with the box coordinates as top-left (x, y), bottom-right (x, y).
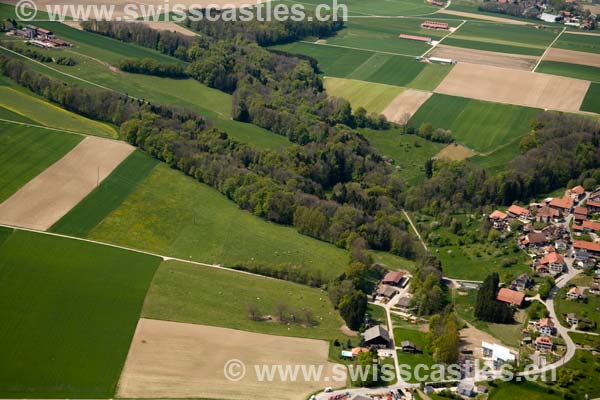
top-left (581, 220), bottom-right (600, 233)
top-left (363, 325), bottom-right (391, 348)
top-left (496, 288), bottom-right (525, 307)
top-left (507, 204), bottom-right (530, 219)
top-left (587, 200), bottom-right (600, 213)
top-left (573, 240), bottom-right (600, 255)
top-left (549, 196), bottom-right (574, 213)
top-left (538, 252), bottom-right (566, 274)
top-left (382, 271), bottom-right (405, 286)
top-left (574, 206), bottom-right (588, 223)
top-left (489, 210), bottom-right (508, 230)
top-left (421, 21), bottom-right (449, 30)
top-left (376, 285), bottom-right (398, 299)
top-left (399, 34), bottom-right (432, 43)
top-left (567, 185), bottom-right (586, 201)
top-left (521, 232), bottom-right (548, 248)
top-left (535, 205), bottom-right (560, 223)
top-left (510, 273), bottom-right (531, 291)
top-left (400, 340), bottom-right (422, 353)
top-left (482, 341), bottom-right (516, 369)
top-left (535, 336), bottom-right (553, 352)
top-left (395, 296), bottom-right (414, 311)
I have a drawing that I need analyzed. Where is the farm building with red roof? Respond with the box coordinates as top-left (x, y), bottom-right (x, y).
top-left (496, 288), bottom-right (525, 307)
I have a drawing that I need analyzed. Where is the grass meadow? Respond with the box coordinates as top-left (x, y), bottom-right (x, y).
top-left (50, 150), bottom-right (158, 236)
top-left (554, 286), bottom-right (600, 333)
top-left (0, 228), bottom-right (161, 398)
top-left (409, 94), bottom-right (541, 153)
top-left (537, 61), bottom-right (600, 83)
top-left (488, 381), bottom-right (562, 400)
top-left (443, 21), bottom-right (561, 56)
top-left (324, 77), bottom-right (404, 113)
top-left (360, 127), bottom-right (444, 184)
top-left (142, 260), bottom-right (347, 340)
top-left (393, 325), bottom-right (436, 383)
top-left (554, 32), bottom-right (600, 54)
top-left (0, 76), bottom-right (118, 137)
top-left (88, 163), bottom-right (349, 279)
top-left (581, 82), bottom-right (600, 113)
top-left (277, 0), bottom-right (439, 16)
top-left (0, 121), bottom-right (82, 202)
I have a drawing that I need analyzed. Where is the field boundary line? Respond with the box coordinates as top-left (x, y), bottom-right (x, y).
top-left (532, 26), bottom-right (566, 72)
top-left (421, 19), bottom-right (467, 57)
top-left (0, 223), bottom-right (280, 281)
top-left (300, 41), bottom-right (418, 58)
top-left (0, 117), bottom-right (127, 142)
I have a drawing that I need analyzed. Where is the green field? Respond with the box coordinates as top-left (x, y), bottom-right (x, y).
top-left (0, 104), bottom-right (36, 123)
top-left (537, 61), bottom-right (600, 82)
top-left (581, 82), bottom-right (600, 113)
top-left (409, 94), bottom-right (541, 153)
top-left (324, 18), bottom-right (459, 55)
top-left (393, 326), bottom-right (436, 383)
top-left (143, 260), bottom-right (347, 340)
top-left (87, 163), bottom-right (349, 279)
top-left (0, 228), bottom-right (161, 398)
top-left (443, 21), bottom-right (561, 56)
top-left (361, 127), bottom-right (444, 184)
top-left (324, 77), bottom-right (404, 113)
top-left (554, 32), bottom-right (600, 54)
top-left (1, 23), bottom-right (291, 150)
top-left (0, 77), bottom-right (117, 137)
top-left (488, 381), bottom-right (562, 400)
top-left (0, 121), bottom-right (82, 202)
top-left (273, 42), bottom-right (452, 90)
top-left (50, 150), bottom-right (158, 236)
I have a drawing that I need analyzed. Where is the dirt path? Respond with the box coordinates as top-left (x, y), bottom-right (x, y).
top-left (0, 136), bottom-right (134, 230)
top-left (117, 319), bottom-right (342, 400)
top-left (402, 210), bottom-right (428, 252)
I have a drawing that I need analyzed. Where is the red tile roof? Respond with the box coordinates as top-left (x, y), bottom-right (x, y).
top-left (490, 210), bottom-right (508, 220)
top-left (574, 206), bottom-right (588, 215)
top-left (399, 34), bottom-right (431, 42)
top-left (582, 220), bottom-right (600, 232)
top-left (537, 205), bottom-right (559, 218)
top-left (550, 196), bottom-right (574, 210)
top-left (496, 288), bottom-right (525, 306)
top-left (586, 200), bottom-right (600, 208)
top-left (540, 252), bottom-right (565, 265)
top-left (508, 204), bottom-right (529, 216)
top-left (535, 336), bottom-right (553, 346)
top-left (538, 318), bottom-right (554, 328)
top-left (573, 240), bottom-right (600, 253)
top-left (382, 271), bottom-right (405, 284)
top-left (570, 185), bottom-right (585, 195)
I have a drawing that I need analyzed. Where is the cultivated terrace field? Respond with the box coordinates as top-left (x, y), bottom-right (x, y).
top-left (0, 228), bottom-right (161, 398)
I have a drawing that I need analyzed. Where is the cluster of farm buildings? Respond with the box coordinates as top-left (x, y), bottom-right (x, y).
top-left (5, 24), bottom-right (71, 48)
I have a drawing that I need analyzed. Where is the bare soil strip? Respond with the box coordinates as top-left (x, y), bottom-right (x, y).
top-left (430, 44), bottom-right (538, 71)
top-left (434, 62), bottom-right (590, 112)
top-left (436, 9), bottom-right (529, 25)
top-left (435, 143), bottom-right (476, 161)
top-left (0, 136), bottom-right (134, 231)
top-left (117, 319), bottom-right (343, 400)
top-left (383, 89), bottom-right (432, 122)
top-left (544, 47), bottom-right (600, 69)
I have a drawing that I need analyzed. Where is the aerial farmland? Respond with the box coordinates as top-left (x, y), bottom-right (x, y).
top-left (0, 0), bottom-right (599, 398)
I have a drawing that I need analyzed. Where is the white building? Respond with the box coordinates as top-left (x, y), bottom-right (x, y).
top-left (482, 341), bottom-right (516, 369)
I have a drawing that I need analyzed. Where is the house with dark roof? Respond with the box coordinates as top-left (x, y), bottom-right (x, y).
top-left (400, 340), bottom-right (422, 354)
top-left (511, 273), bottom-right (532, 291)
top-left (521, 232), bottom-right (548, 248)
top-left (535, 205), bottom-right (560, 223)
top-left (363, 325), bottom-right (391, 348)
top-left (566, 313), bottom-right (579, 326)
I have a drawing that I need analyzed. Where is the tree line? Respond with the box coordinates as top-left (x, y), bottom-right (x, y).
top-left (118, 57), bottom-right (187, 78)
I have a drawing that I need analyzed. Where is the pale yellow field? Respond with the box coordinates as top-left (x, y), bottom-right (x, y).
top-left (324, 77), bottom-right (404, 114)
top-left (382, 89), bottom-right (432, 123)
top-left (117, 319), bottom-right (344, 400)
